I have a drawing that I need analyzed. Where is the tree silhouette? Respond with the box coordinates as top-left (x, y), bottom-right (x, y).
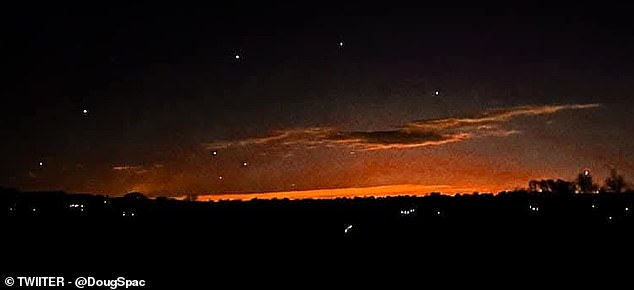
top-left (123, 192), bottom-right (148, 200)
top-left (576, 169), bottom-right (598, 193)
top-left (605, 169), bottom-right (626, 193)
top-left (551, 179), bottom-right (574, 194)
top-left (528, 179), bottom-right (574, 193)
top-left (528, 180), bottom-right (539, 192)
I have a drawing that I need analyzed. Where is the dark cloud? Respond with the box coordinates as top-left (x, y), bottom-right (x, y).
top-left (205, 104), bottom-right (601, 151)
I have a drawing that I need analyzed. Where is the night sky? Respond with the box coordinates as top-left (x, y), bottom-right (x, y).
top-left (2, 4), bottom-right (633, 199)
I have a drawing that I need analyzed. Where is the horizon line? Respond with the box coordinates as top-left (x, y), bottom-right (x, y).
top-left (193, 184), bottom-right (514, 201)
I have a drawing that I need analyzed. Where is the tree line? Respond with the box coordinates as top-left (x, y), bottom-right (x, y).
top-left (528, 169), bottom-right (627, 194)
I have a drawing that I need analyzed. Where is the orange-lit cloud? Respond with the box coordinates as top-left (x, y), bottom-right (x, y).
top-left (112, 165), bottom-right (143, 171)
top-left (204, 103), bottom-right (600, 151)
top-left (112, 165), bottom-right (148, 174)
top-left (405, 103), bottom-right (600, 131)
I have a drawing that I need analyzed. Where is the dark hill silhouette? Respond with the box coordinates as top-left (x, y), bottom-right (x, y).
top-left (4, 184), bottom-right (634, 285)
top-left (4, 186), bottom-right (634, 237)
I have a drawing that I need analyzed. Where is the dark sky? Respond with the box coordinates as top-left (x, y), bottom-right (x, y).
top-left (2, 3), bottom-right (633, 198)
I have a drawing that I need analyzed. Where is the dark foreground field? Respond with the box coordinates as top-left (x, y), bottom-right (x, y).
top-left (3, 189), bottom-right (634, 286)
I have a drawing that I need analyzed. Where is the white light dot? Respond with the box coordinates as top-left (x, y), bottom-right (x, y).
top-left (38, 162), bottom-right (43, 166)
top-left (437, 211), bottom-right (441, 215)
top-left (434, 91), bottom-right (439, 96)
top-left (608, 216), bottom-right (612, 220)
top-left (218, 176), bottom-right (223, 180)
top-left (235, 54), bottom-right (240, 59)
top-left (626, 207), bottom-right (629, 211)
top-left (211, 151), bottom-right (218, 156)
top-left (242, 162), bottom-right (248, 167)
top-left (82, 109), bottom-right (88, 114)
top-left (339, 41), bottom-right (344, 47)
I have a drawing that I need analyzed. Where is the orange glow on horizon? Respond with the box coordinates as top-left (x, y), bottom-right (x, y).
top-left (196, 184), bottom-right (512, 201)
